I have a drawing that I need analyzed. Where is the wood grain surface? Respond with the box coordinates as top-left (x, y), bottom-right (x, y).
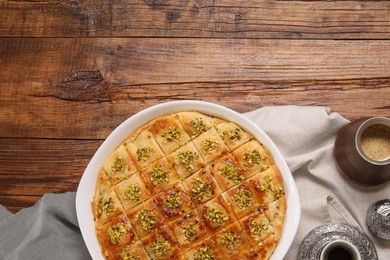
top-left (1, 0), bottom-right (389, 213)
top-left (2, 0), bottom-right (390, 39)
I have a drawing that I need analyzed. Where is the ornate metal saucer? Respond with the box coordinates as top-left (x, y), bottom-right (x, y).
top-left (298, 222), bottom-right (378, 260)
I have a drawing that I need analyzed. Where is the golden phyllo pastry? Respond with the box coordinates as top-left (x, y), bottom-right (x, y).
top-left (113, 172), bottom-right (151, 210)
top-left (167, 141), bottom-right (205, 178)
top-left (107, 240), bottom-right (150, 260)
top-left (192, 127), bottom-right (229, 164)
top-left (125, 129), bottom-right (164, 169)
top-left (214, 121), bottom-right (252, 151)
top-left (92, 111), bottom-right (287, 259)
top-left (184, 167), bottom-right (220, 204)
top-left (169, 210), bottom-right (207, 247)
top-left (103, 144), bottom-right (138, 185)
top-left (150, 114), bottom-right (191, 155)
top-left (97, 214), bottom-right (136, 256)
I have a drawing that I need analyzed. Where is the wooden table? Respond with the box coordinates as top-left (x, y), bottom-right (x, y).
top-left (1, 1), bottom-right (389, 213)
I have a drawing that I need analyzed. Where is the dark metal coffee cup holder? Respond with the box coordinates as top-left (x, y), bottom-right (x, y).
top-left (334, 117), bottom-right (390, 186)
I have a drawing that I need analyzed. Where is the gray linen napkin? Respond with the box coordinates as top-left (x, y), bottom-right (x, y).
top-left (0, 192), bottom-right (91, 260)
top-left (1, 106), bottom-right (389, 259)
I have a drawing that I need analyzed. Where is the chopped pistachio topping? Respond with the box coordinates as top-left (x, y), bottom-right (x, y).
top-left (150, 164), bottom-right (170, 185)
top-left (205, 207), bottom-right (228, 224)
top-left (98, 197), bottom-right (114, 217)
top-left (224, 128), bottom-right (242, 141)
top-left (220, 232), bottom-right (240, 250)
top-left (272, 186), bottom-right (284, 200)
top-left (259, 177), bottom-right (269, 191)
top-left (234, 188), bottom-right (252, 209)
top-left (191, 178), bottom-right (212, 201)
top-left (147, 238), bottom-right (171, 257)
top-left (163, 192), bottom-right (183, 210)
top-left (194, 247), bottom-right (215, 260)
top-left (258, 175), bottom-right (284, 199)
top-left (249, 219), bottom-right (269, 240)
top-left (137, 147), bottom-right (152, 161)
top-left (107, 223), bottom-right (127, 244)
top-left (243, 149), bottom-right (261, 167)
top-left (202, 138), bottom-right (218, 153)
top-left (136, 210), bottom-right (156, 231)
top-left (161, 126), bottom-right (181, 143)
top-left (182, 224), bottom-right (198, 242)
top-left (178, 151), bottom-right (196, 171)
top-left (124, 184), bottom-right (141, 201)
top-left (191, 118), bottom-right (207, 137)
top-left (112, 157), bottom-right (126, 174)
top-left (219, 162), bottom-right (243, 184)
top-left (123, 255), bottom-right (140, 260)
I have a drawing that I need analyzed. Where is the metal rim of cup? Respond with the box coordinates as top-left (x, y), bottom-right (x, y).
top-left (319, 240), bottom-right (361, 260)
top-left (355, 117), bottom-right (390, 166)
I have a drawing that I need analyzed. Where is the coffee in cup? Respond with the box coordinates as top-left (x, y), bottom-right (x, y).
top-left (359, 123), bottom-right (390, 162)
top-left (356, 117), bottom-right (390, 166)
top-left (320, 240), bottom-right (360, 260)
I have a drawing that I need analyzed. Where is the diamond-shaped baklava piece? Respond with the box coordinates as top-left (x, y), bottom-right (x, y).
top-left (183, 237), bottom-right (220, 260)
top-left (198, 195), bottom-right (234, 231)
top-left (239, 210), bottom-right (275, 247)
top-left (150, 114), bottom-right (191, 155)
top-left (214, 121), bottom-right (252, 150)
top-left (169, 209), bottom-right (207, 248)
top-left (167, 141), bottom-right (205, 179)
top-left (96, 214), bottom-right (136, 256)
top-left (248, 166), bottom-right (285, 207)
top-left (103, 144), bottom-right (138, 184)
top-left (125, 129), bottom-right (165, 170)
top-left (92, 169), bottom-right (125, 226)
top-left (192, 127), bottom-right (229, 164)
top-left (184, 167), bottom-right (220, 204)
top-left (239, 208), bottom-right (282, 259)
top-left (127, 199), bottom-right (165, 239)
top-left (142, 225), bottom-right (184, 259)
top-left (214, 222), bottom-right (246, 256)
top-left (240, 237), bottom-right (278, 260)
top-left (106, 240), bottom-right (150, 260)
top-left (210, 154), bottom-right (245, 191)
top-left (113, 172), bottom-right (150, 211)
top-left (140, 158), bottom-right (179, 195)
top-left (224, 181), bottom-right (262, 219)
top-left (153, 183), bottom-right (194, 222)
top-left (177, 111), bottom-right (214, 139)
top-left (232, 139), bottom-right (273, 178)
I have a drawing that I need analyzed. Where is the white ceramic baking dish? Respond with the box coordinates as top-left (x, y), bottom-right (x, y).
top-left (76, 100), bottom-right (300, 260)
